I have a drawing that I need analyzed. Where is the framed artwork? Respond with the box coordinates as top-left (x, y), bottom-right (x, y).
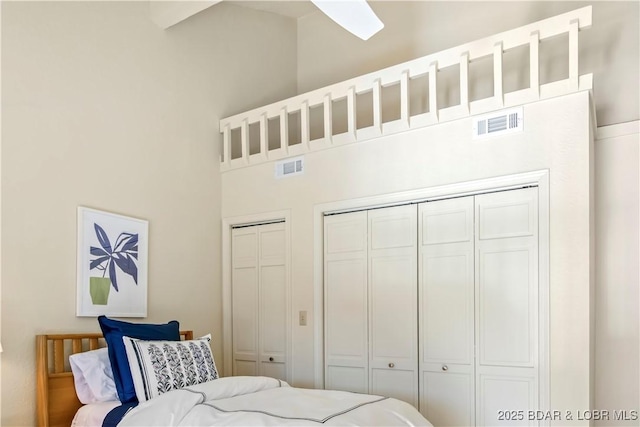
top-left (77, 207), bottom-right (148, 317)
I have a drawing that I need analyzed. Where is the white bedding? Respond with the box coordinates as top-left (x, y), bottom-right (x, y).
top-left (71, 400), bottom-right (121, 427)
top-left (119, 376), bottom-right (432, 426)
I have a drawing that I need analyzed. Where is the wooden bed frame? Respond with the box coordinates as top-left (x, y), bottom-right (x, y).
top-left (36, 331), bottom-right (193, 427)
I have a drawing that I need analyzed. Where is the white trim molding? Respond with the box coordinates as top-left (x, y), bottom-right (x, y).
top-left (596, 120), bottom-right (640, 141)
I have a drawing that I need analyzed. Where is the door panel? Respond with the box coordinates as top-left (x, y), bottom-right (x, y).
top-left (476, 188), bottom-right (538, 369)
top-left (232, 227), bottom-right (258, 376)
top-left (477, 370), bottom-right (537, 426)
top-left (260, 265), bottom-right (286, 356)
top-left (422, 368), bottom-right (474, 427)
top-left (475, 188), bottom-right (539, 425)
top-left (324, 211), bottom-right (369, 392)
top-left (326, 366), bottom-right (368, 393)
top-left (368, 205), bottom-right (418, 407)
top-left (370, 256), bottom-right (416, 360)
top-left (325, 259), bottom-right (368, 360)
top-left (232, 222), bottom-right (288, 381)
top-left (371, 367), bottom-right (416, 406)
top-left (478, 244), bottom-right (536, 367)
top-left (418, 197), bottom-right (475, 423)
top-left (422, 251), bottom-right (473, 363)
top-left (477, 190), bottom-right (536, 240)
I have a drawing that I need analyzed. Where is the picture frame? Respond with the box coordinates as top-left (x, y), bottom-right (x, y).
top-left (77, 207), bottom-right (148, 317)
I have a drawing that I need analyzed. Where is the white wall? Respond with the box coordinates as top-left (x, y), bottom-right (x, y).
top-left (594, 122), bottom-right (640, 425)
top-left (298, 1), bottom-right (639, 127)
top-left (0, 2), bottom-right (297, 425)
top-left (221, 91), bottom-right (595, 422)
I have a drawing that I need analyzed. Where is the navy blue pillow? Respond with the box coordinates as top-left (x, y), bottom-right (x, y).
top-left (98, 315), bottom-right (180, 403)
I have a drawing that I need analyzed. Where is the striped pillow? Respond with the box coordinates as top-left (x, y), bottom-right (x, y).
top-left (123, 336), bottom-right (219, 402)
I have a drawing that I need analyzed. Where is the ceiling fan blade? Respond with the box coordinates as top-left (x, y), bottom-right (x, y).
top-left (310, 0), bottom-right (384, 41)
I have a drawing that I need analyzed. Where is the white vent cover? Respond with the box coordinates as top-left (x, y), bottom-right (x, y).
top-left (275, 156), bottom-right (304, 179)
top-left (473, 106), bottom-right (523, 139)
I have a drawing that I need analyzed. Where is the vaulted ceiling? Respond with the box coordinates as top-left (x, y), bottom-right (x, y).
top-left (150, 0), bottom-right (317, 30)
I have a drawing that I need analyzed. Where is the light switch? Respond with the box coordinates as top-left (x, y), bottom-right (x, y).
top-left (299, 310), bottom-right (307, 326)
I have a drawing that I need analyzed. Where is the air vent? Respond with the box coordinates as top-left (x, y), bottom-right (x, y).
top-left (473, 107), bottom-right (523, 139)
top-left (275, 156), bottom-right (304, 179)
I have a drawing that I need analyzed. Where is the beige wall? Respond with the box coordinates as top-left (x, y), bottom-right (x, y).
top-left (298, 1), bottom-right (639, 127)
top-left (594, 123), bottom-right (640, 425)
top-left (0, 1), bottom-right (296, 425)
top-left (221, 91), bottom-right (595, 422)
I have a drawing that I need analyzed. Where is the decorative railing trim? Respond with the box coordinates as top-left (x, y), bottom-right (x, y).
top-left (219, 6), bottom-right (592, 172)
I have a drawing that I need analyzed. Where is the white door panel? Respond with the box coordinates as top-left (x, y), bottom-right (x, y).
top-left (325, 216), bottom-right (367, 254)
top-left (232, 222), bottom-right (288, 381)
top-left (232, 268), bottom-right (258, 354)
top-left (422, 368), bottom-right (474, 427)
top-left (371, 367), bottom-right (417, 406)
top-left (422, 251), bottom-right (474, 364)
top-left (370, 256), bottom-right (416, 361)
top-left (260, 360), bottom-right (286, 381)
top-left (324, 211), bottom-right (369, 392)
top-left (422, 204), bottom-right (474, 245)
top-left (234, 359), bottom-right (257, 377)
top-left (478, 243), bottom-right (537, 367)
top-left (477, 189), bottom-right (536, 240)
top-left (260, 265), bottom-right (286, 355)
top-left (475, 188), bottom-right (539, 425)
top-left (326, 366), bottom-right (368, 393)
top-left (477, 370), bottom-right (538, 427)
top-left (368, 205), bottom-right (418, 407)
top-left (370, 215), bottom-right (415, 249)
top-left (325, 259), bottom-right (367, 360)
top-left (419, 197), bottom-right (475, 423)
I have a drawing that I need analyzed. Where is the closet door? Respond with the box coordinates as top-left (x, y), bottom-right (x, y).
top-left (231, 227), bottom-right (259, 376)
top-left (231, 223), bottom-right (288, 381)
top-left (418, 197), bottom-right (475, 426)
top-left (258, 223), bottom-right (287, 381)
top-left (368, 205), bottom-right (418, 407)
top-left (324, 211), bottom-right (369, 393)
top-left (475, 188), bottom-right (538, 426)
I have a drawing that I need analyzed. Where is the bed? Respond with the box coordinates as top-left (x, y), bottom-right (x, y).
top-left (36, 331), bottom-right (432, 427)
top-left (36, 331), bottom-right (193, 426)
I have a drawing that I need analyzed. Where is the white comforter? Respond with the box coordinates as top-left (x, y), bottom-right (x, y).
top-left (119, 376), bottom-right (432, 426)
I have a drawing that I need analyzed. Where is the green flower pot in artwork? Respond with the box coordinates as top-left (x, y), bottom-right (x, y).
top-left (90, 277), bottom-right (111, 305)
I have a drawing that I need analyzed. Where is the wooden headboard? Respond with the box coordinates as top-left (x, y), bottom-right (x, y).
top-left (35, 331), bottom-right (193, 427)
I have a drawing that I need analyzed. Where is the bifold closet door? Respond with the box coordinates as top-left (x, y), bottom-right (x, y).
top-left (231, 223), bottom-right (287, 381)
top-left (324, 211), bottom-right (369, 393)
top-left (324, 205), bottom-right (418, 406)
top-left (368, 205), bottom-right (418, 407)
top-left (418, 196), bottom-right (475, 426)
top-left (475, 188), bottom-right (538, 426)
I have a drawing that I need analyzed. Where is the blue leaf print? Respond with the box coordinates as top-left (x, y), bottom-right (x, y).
top-left (108, 260), bottom-right (119, 292)
top-left (188, 342), bottom-right (208, 382)
top-left (94, 223), bottom-right (112, 254)
top-left (148, 344), bottom-right (171, 395)
top-left (177, 343), bottom-right (197, 386)
top-left (89, 255), bottom-right (110, 270)
top-left (199, 341), bottom-right (218, 380)
top-left (90, 246), bottom-right (109, 257)
top-left (163, 344), bottom-right (185, 390)
top-left (122, 234), bottom-right (138, 252)
top-left (113, 253), bottom-right (138, 284)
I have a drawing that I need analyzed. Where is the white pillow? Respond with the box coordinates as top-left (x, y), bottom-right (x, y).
top-left (69, 347), bottom-right (118, 404)
top-left (123, 336), bottom-right (219, 402)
